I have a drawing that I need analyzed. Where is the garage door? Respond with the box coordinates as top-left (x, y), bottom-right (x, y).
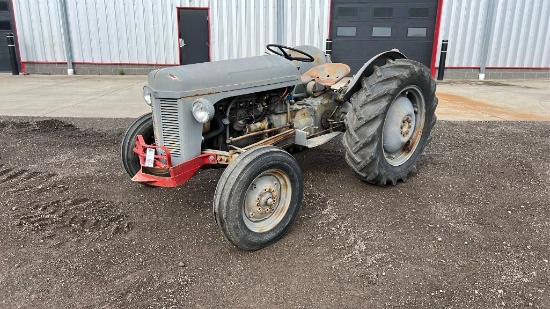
top-left (330, 0), bottom-right (438, 74)
top-left (0, 0), bottom-right (17, 72)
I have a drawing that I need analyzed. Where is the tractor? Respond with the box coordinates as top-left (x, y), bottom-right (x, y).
top-left (121, 44), bottom-right (437, 250)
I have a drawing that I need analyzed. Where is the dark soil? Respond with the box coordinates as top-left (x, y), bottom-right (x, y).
top-left (0, 117), bottom-right (548, 308)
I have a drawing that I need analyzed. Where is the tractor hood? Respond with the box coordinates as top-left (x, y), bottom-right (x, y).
top-left (148, 55), bottom-right (301, 100)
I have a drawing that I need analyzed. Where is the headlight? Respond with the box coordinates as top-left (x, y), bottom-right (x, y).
top-left (142, 86), bottom-right (152, 106)
top-left (192, 98), bottom-right (215, 123)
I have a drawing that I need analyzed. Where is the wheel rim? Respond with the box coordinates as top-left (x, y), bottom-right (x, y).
top-left (382, 85), bottom-right (426, 166)
top-left (243, 169), bottom-right (292, 233)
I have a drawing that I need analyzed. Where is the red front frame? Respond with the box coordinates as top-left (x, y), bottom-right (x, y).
top-left (131, 135), bottom-right (216, 188)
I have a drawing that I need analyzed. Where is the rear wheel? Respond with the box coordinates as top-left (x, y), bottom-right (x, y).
top-left (342, 59), bottom-right (437, 185)
top-left (121, 113), bottom-right (154, 178)
top-left (213, 146), bottom-right (303, 250)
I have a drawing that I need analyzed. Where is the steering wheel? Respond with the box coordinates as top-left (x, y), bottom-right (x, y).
top-left (266, 44), bottom-right (315, 62)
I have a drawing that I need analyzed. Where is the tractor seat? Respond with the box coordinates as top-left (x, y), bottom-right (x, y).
top-left (300, 63), bottom-right (351, 87)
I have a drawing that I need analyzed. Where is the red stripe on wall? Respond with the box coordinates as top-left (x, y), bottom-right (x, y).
top-left (73, 62), bottom-right (179, 66)
top-left (23, 61), bottom-right (179, 66)
top-left (24, 61), bottom-right (68, 65)
top-left (436, 66), bottom-right (550, 70)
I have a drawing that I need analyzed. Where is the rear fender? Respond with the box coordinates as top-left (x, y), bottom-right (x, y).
top-left (343, 49), bottom-right (407, 102)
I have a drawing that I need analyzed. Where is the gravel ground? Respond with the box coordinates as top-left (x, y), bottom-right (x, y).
top-left (0, 117), bottom-right (548, 308)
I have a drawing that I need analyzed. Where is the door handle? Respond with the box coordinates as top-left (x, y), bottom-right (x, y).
top-left (179, 38), bottom-right (186, 48)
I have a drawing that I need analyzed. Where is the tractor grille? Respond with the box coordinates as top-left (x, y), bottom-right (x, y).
top-left (159, 99), bottom-right (182, 158)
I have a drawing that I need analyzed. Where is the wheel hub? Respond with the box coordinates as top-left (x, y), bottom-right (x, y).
top-left (243, 169), bottom-right (293, 233)
top-left (400, 115), bottom-right (413, 137)
top-left (383, 95), bottom-right (416, 154)
top-left (250, 187), bottom-right (278, 217)
top-left (382, 86), bottom-right (426, 167)
top-left (246, 179), bottom-right (281, 221)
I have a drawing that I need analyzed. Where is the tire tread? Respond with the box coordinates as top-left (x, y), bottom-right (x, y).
top-left (342, 59), bottom-right (437, 185)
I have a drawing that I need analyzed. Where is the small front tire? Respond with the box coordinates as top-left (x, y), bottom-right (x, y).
top-left (213, 146), bottom-right (303, 250)
top-left (121, 113), bottom-right (154, 178)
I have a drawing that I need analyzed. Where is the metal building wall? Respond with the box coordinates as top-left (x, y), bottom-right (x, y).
top-left (283, 0), bottom-right (330, 50)
top-left (13, 0), bottom-right (66, 63)
top-left (12, 0), bottom-right (330, 65)
top-left (487, 0), bottom-right (549, 67)
top-left (437, 0), bottom-right (550, 68)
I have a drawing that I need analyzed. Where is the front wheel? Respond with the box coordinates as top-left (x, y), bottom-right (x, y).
top-left (213, 146), bottom-right (303, 250)
top-left (121, 113), bottom-right (154, 178)
top-left (342, 59), bottom-right (437, 185)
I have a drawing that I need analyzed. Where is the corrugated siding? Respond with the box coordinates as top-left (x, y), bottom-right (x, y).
top-left (13, 0), bottom-right (330, 64)
top-left (437, 0), bottom-right (550, 68)
top-left (487, 0), bottom-right (550, 67)
top-left (13, 0), bottom-right (65, 62)
top-left (284, 0), bottom-right (330, 51)
top-left (211, 0), bottom-right (278, 61)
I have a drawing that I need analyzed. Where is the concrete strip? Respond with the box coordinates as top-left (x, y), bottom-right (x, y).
top-left (0, 73), bottom-right (150, 118)
top-left (1, 73), bottom-right (548, 121)
top-left (436, 79), bottom-right (550, 121)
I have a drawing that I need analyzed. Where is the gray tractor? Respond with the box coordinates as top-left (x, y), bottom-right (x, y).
top-left (121, 44), bottom-right (437, 250)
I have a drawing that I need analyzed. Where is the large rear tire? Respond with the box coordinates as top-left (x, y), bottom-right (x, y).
top-left (342, 59), bottom-right (437, 185)
top-left (121, 113), bottom-right (154, 178)
top-left (213, 146), bottom-right (303, 250)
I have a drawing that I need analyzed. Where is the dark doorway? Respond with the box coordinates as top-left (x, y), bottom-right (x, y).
top-left (330, 0), bottom-right (438, 74)
top-left (178, 8), bottom-right (210, 65)
top-left (0, 0), bottom-right (18, 72)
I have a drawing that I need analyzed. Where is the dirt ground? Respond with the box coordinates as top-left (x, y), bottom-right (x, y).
top-left (0, 117), bottom-right (548, 308)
